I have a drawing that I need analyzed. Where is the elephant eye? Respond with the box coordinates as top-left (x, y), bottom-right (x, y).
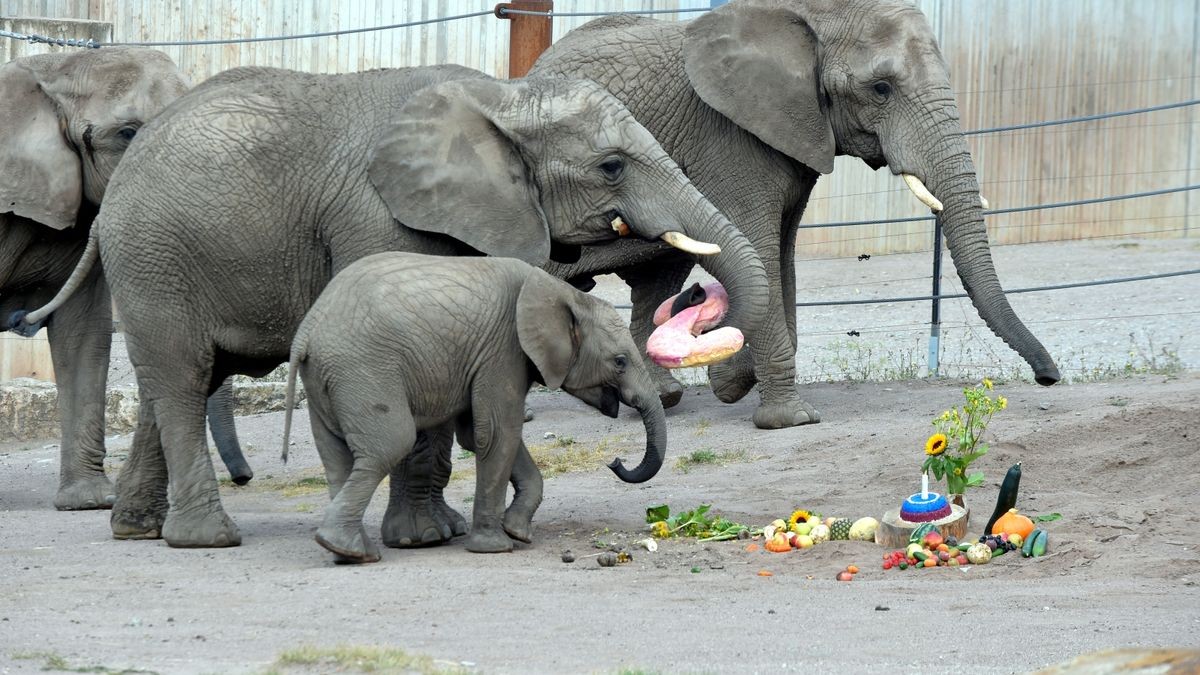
top-left (598, 156), bottom-right (625, 181)
top-left (614, 355), bottom-right (628, 370)
top-left (872, 81), bottom-right (892, 98)
top-left (116, 126), bottom-right (139, 142)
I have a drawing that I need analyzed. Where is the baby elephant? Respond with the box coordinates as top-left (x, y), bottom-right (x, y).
top-left (282, 252), bottom-right (667, 563)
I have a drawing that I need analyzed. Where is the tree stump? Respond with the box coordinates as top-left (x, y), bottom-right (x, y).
top-left (876, 505), bottom-right (970, 548)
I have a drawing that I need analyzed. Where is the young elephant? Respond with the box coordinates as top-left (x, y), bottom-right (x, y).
top-left (281, 252), bottom-right (665, 563)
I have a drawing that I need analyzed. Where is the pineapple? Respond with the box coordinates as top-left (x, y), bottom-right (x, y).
top-left (830, 518), bottom-right (852, 540)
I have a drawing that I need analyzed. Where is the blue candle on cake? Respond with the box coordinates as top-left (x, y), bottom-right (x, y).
top-left (900, 473), bottom-right (952, 522)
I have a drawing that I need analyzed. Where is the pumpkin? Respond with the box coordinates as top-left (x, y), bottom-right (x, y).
top-left (991, 508), bottom-right (1035, 539)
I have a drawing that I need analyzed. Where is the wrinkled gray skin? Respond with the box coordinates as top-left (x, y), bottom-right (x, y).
top-left (31, 64), bottom-right (766, 548)
top-left (0, 48), bottom-right (251, 510)
top-left (531, 0), bottom-right (1061, 429)
top-left (282, 253), bottom-right (664, 563)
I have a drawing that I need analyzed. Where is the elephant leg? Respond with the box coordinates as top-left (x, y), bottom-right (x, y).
top-left (44, 263), bottom-right (115, 510)
top-left (307, 409), bottom-right (369, 565)
top-left (150, 386), bottom-right (241, 548)
top-left (501, 439), bottom-right (543, 544)
top-left (206, 378), bottom-right (253, 485)
top-left (616, 257), bottom-right (694, 409)
top-left (708, 210), bottom-right (820, 429)
top-left (110, 398), bottom-right (168, 539)
top-left (380, 423), bottom-right (464, 548)
top-left (312, 403), bottom-right (407, 565)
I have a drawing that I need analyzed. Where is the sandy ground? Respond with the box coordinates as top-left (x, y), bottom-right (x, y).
top-left (2, 237), bottom-right (1198, 674)
top-left (1, 374), bottom-right (1198, 674)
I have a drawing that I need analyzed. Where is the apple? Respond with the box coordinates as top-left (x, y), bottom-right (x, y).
top-left (790, 521), bottom-right (813, 536)
top-left (794, 534), bottom-right (815, 549)
top-left (836, 571), bottom-right (853, 581)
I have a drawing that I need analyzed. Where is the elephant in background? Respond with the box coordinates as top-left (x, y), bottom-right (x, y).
top-left (531, 0), bottom-right (1061, 429)
top-left (28, 63), bottom-right (768, 548)
top-left (0, 48), bottom-right (252, 510)
top-left (282, 252), bottom-right (665, 562)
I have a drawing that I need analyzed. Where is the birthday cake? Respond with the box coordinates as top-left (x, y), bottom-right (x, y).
top-left (900, 491), bottom-right (952, 522)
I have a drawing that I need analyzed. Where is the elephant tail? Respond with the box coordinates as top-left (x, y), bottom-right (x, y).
top-left (23, 226), bottom-right (99, 325)
top-left (280, 340), bottom-right (306, 464)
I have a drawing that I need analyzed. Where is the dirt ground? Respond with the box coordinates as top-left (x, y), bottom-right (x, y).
top-left (2, 237), bottom-right (1198, 673)
top-left (2, 373), bottom-right (1198, 674)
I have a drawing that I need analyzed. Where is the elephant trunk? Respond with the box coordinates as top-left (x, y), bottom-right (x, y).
top-left (686, 210), bottom-right (770, 349)
top-left (914, 128), bottom-right (1060, 385)
top-left (622, 169), bottom-right (770, 357)
top-left (607, 371), bottom-right (668, 484)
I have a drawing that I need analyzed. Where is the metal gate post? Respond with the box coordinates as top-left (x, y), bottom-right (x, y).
top-left (495, 1), bottom-right (553, 78)
top-left (927, 215), bottom-right (943, 377)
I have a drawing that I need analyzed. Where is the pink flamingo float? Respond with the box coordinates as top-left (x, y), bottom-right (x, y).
top-left (646, 282), bottom-right (744, 368)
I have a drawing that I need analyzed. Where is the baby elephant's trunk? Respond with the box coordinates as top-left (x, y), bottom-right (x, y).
top-left (607, 385), bottom-right (667, 484)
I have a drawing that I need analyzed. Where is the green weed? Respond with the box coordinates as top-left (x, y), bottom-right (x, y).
top-left (271, 644), bottom-right (466, 674)
top-left (674, 449), bottom-right (747, 473)
top-left (12, 651), bottom-right (157, 674)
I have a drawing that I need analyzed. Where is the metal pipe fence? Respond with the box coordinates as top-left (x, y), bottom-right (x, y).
top-left (4, 3), bottom-right (1196, 381)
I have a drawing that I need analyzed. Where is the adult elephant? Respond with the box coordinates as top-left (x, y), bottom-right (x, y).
top-left (0, 48), bottom-right (252, 510)
top-left (28, 64), bottom-right (768, 548)
top-left (531, 0), bottom-right (1061, 429)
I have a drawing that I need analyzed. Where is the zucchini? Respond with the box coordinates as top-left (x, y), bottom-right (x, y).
top-left (912, 550), bottom-right (930, 562)
top-left (1031, 530), bottom-right (1048, 557)
top-left (984, 462), bottom-right (1022, 535)
top-left (1022, 528), bottom-right (1040, 557)
top-left (956, 543), bottom-right (973, 552)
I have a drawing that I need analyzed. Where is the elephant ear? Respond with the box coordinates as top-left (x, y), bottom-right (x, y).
top-left (0, 62), bottom-right (82, 230)
top-left (683, 0), bottom-right (835, 174)
top-left (516, 270), bottom-right (578, 390)
top-left (368, 78), bottom-right (551, 266)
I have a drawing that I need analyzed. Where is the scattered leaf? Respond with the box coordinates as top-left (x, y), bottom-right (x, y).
top-left (1031, 512), bottom-right (1063, 522)
top-left (757, 570), bottom-right (773, 577)
top-left (744, 543), bottom-right (759, 553)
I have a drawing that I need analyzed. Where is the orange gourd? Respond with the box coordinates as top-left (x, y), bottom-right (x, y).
top-left (991, 508), bottom-right (1035, 539)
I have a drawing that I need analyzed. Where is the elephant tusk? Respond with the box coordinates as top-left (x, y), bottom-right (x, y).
top-left (610, 215), bottom-right (631, 236)
top-left (661, 231), bottom-right (721, 256)
top-left (980, 195), bottom-right (990, 210)
top-left (902, 173), bottom-right (944, 213)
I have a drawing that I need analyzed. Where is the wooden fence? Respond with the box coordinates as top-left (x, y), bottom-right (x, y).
top-left (3, 1), bottom-right (1197, 380)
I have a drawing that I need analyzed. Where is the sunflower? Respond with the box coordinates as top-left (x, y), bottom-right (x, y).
top-left (953, 467), bottom-right (963, 476)
top-left (982, 378), bottom-right (994, 390)
top-left (788, 509), bottom-right (812, 526)
top-left (650, 521), bottom-right (670, 538)
top-left (925, 433), bottom-right (948, 456)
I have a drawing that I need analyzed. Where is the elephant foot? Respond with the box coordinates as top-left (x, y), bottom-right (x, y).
top-left (381, 501), bottom-right (452, 548)
top-left (162, 507), bottom-right (241, 548)
top-left (465, 527), bottom-right (514, 553)
top-left (316, 526), bottom-right (381, 564)
top-left (54, 473), bottom-right (117, 511)
top-left (752, 399), bottom-right (822, 430)
top-left (110, 500), bottom-right (167, 540)
top-left (708, 356), bottom-right (757, 404)
top-left (659, 380), bottom-right (684, 409)
top-left (524, 406), bottom-right (534, 422)
top-left (433, 495), bottom-right (468, 538)
top-left (502, 510), bottom-right (534, 544)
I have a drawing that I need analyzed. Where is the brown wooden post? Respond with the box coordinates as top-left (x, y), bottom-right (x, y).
top-left (495, 1), bottom-right (553, 78)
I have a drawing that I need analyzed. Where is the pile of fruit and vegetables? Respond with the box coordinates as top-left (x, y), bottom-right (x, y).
top-left (758, 510), bottom-right (879, 552)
